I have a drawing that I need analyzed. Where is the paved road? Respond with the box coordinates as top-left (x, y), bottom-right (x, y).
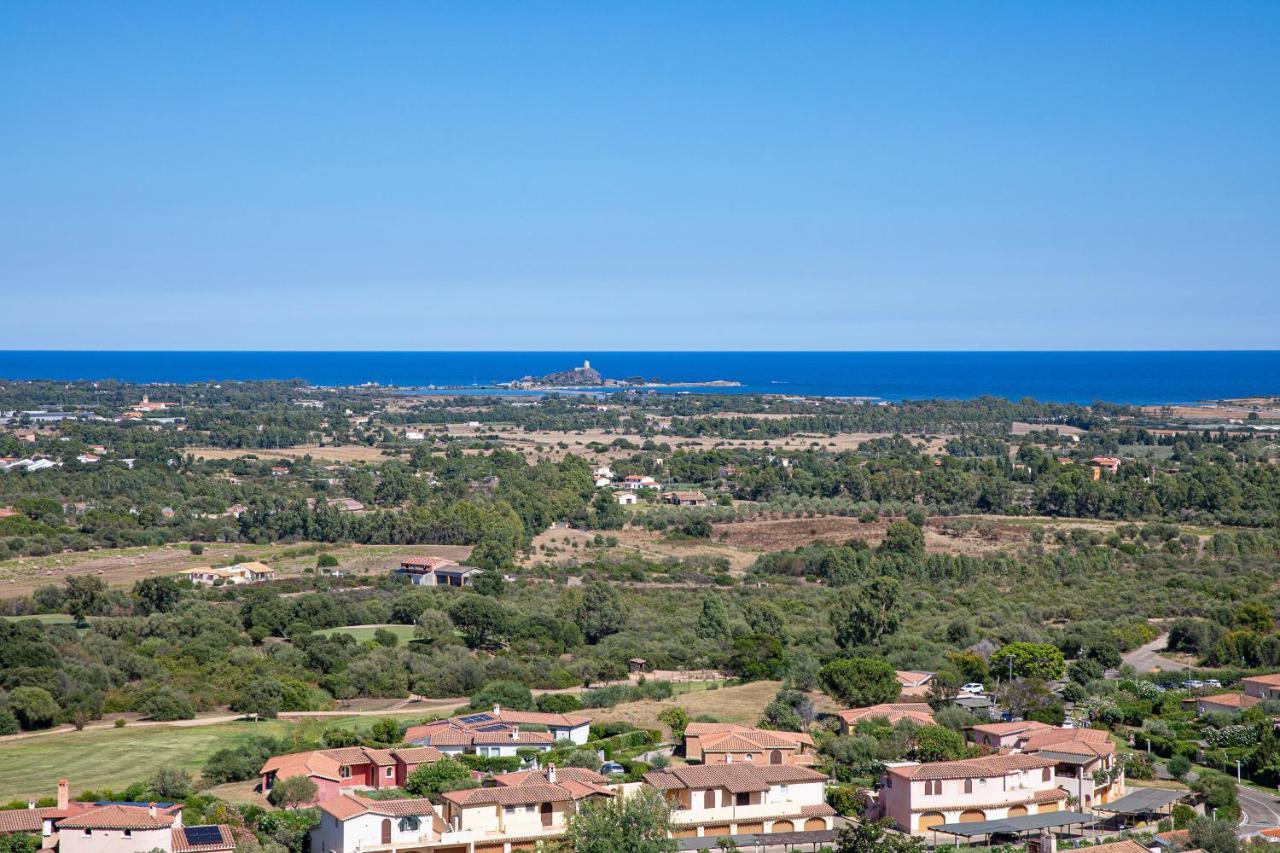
top-left (1236, 781), bottom-right (1280, 834)
top-left (1123, 634), bottom-right (1189, 673)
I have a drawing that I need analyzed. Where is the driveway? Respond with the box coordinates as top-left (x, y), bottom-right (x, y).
top-left (1123, 634), bottom-right (1189, 673)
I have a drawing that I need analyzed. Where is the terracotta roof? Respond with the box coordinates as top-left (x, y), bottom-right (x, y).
top-left (885, 754), bottom-right (1056, 781)
top-left (686, 723), bottom-right (813, 748)
top-left (471, 730), bottom-right (553, 745)
top-left (644, 764), bottom-right (825, 794)
top-left (1197, 692), bottom-right (1260, 709)
top-left (839, 703), bottom-right (936, 726)
top-left (801, 803), bottom-right (838, 817)
top-left (1020, 727), bottom-right (1115, 758)
top-left (171, 825), bottom-right (235, 853)
top-left (1243, 673), bottom-right (1280, 687)
top-left (492, 768), bottom-right (608, 788)
top-left (261, 746), bottom-right (442, 781)
top-left (316, 794), bottom-right (438, 821)
top-left (896, 671), bottom-right (934, 686)
top-left (59, 805), bottom-right (176, 830)
top-left (971, 721), bottom-right (1054, 737)
top-left (0, 808), bottom-right (64, 834)
top-left (489, 710), bottom-right (590, 728)
top-left (442, 784), bottom-right (576, 807)
top-left (399, 556), bottom-right (460, 569)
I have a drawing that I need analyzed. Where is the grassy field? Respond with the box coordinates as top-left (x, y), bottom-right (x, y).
top-left (6, 613), bottom-right (77, 625)
top-left (0, 714), bottom-right (431, 802)
top-left (315, 624), bottom-right (417, 643)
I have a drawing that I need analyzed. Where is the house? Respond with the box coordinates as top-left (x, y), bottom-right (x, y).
top-left (683, 723), bottom-right (816, 766)
top-left (970, 720), bottom-right (1055, 750)
top-left (179, 562), bottom-right (275, 586)
top-left (594, 476), bottom-right (612, 487)
top-left (0, 779), bottom-right (89, 848)
top-left (405, 430), bottom-right (426, 441)
top-left (311, 794), bottom-right (442, 853)
top-left (1090, 456), bottom-right (1121, 477)
top-left (613, 491), bottom-right (637, 506)
top-left (58, 802), bottom-right (231, 853)
top-left (621, 475), bottom-right (660, 490)
top-left (306, 497), bottom-right (366, 513)
top-left (1018, 727), bottom-right (1124, 810)
top-left (896, 671), bottom-right (935, 696)
top-left (592, 466), bottom-right (613, 480)
top-left (664, 490), bottom-right (709, 507)
top-left (270, 466), bottom-right (289, 476)
top-left (838, 703), bottom-right (935, 734)
top-left (261, 746), bottom-right (444, 804)
top-left (405, 705), bottom-right (591, 756)
top-left (628, 657), bottom-right (647, 674)
top-left (132, 395), bottom-right (173, 412)
top-left (1190, 692), bottom-right (1260, 715)
top-left (439, 764), bottom-right (614, 850)
top-left (394, 557), bottom-right (483, 587)
top-left (875, 754), bottom-right (1068, 834)
top-left (644, 764), bottom-right (835, 840)
top-left (950, 694), bottom-right (998, 718)
top-left (1243, 673), bottom-right (1280, 700)
top-left (76, 453), bottom-right (101, 464)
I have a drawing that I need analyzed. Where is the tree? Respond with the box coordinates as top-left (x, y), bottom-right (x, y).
top-left (913, 725), bottom-right (965, 762)
top-left (470, 680), bottom-right (535, 712)
top-left (726, 633), bottom-right (786, 681)
top-left (7, 687), bottom-right (60, 730)
top-left (414, 608), bottom-right (455, 645)
top-left (830, 578), bottom-right (902, 650)
top-left (448, 595), bottom-right (509, 648)
top-left (743, 600), bottom-right (785, 639)
top-left (138, 687), bottom-right (195, 721)
top-left (369, 717), bottom-right (402, 745)
top-left (1236, 601), bottom-right (1274, 634)
top-left (1187, 816), bottom-right (1240, 853)
top-left (232, 678), bottom-right (284, 718)
top-left (657, 707), bottom-right (689, 740)
top-left (405, 757), bottom-right (476, 800)
top-left (560, 785), bottom-right (676, 853)
top-left (879, 522), bottom-right (924, 557)
top-left (0, 834), bottom-right (40, 853)
top-left (268, 775), bottom-right (318, 809)
top-left (990, 642), bottom-right (1065, 681)
top-left (695, 595), bottom-right (730, 640)
top-left (132, 576), bottom-right (184, 615)
top-left (148, 767), bottom-right (192, 800)
top-left (1167, 753), bottom-right (1192, 780)
top-left (63, 575), bottom-right (105, 624)
top-left (835, 819), bottom-right (925, 853)
top-left (575, 582), bottom-right (624, 644)
top-left (819, 658), bottom-right (901, 707)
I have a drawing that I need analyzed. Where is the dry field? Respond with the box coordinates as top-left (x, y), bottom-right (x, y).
top-left (592, 680), bottom-right (843, 732)
top-left (1139, 401), bottom-right (1280, 422)
top-left (1010, 421), bottom-right (1086, 436)
top-left (185, 444), bottom-right (398, 463)
top-left (0, 543), bottom-right (470, 598)
top-left (439, 424), bottom-right (956, 463)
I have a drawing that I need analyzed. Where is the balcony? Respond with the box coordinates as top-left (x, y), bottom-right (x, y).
top-left (672, 801), bottom-right (817, 825)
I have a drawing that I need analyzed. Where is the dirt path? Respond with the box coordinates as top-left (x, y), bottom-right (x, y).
top-left (1122, 634), bottom-right (1192, 673)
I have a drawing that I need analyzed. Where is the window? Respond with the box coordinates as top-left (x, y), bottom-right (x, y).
top-left (964, 778), bottom-right (973, 794)
top-left (340, 765), bottom-right (351, 778)
top-left (703, 790), bottom-right (716, 809)
top-left (397, 817), bottom-right (420, 832)
top-left (735, 792), bottom-right (750, 807)
top-left (504, 806), bottom-right (516, 815)
top-left (386, 767), bottom-right (394, 778)
top-left (124, 830), bottom-right (132, 838)
top-left (1042, 768), bottom-right (1051, 782)
top-left (924, 780), bottom-right (941, 795)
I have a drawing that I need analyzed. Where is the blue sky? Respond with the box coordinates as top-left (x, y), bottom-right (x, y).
top-left (2, 2), bottom-right (1277, 350)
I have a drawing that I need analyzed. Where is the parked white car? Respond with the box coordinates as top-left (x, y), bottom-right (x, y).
top-left (961, 683), bottom-right (986, 694)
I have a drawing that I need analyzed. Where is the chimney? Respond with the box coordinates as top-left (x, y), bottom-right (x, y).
top-left (492, 703), bottom-right (501, 716)
top-left (57, 779), bottom-right (68, 811)
top-left (148, 803), bottom-right (156, 818)
top-left (510, 725), bottom-right (520, 740)
top-left (547, 764), bottom-right (556, 784)
top-left (26, 801), bottom-right (35, 810)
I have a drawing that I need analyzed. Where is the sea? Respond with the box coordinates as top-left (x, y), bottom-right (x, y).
top-left (0, 351), bottom-right (1278, 405)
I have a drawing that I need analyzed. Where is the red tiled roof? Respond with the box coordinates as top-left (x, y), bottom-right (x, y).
top-left (316, 794), bottom-right (438, 821)
top-left (644, 764), bottom-right (825, 793)
top-left (1197, 692), bottom-right (1260, 709)
top-left (885, 754), bottom-right (1055, 781)
top-left (58, 805), bottom-right (176, 830)
top-left (442, 783), bottom-right (585, 807)
top-left (1243, 673), bottom-right (1280, 687)
top-left (839, 703), bottom-right (935, 726)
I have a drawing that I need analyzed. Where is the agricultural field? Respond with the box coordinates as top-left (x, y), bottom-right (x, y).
top-left (315, 623), bottom-right (418, 643)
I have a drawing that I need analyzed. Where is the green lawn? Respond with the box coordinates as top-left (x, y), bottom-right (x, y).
top-left (6, 613), bottom-right (77, 625)
top-left (0, 714), bottom-right (426, 802)
top-left (315, 624), bottom-right (417, 643)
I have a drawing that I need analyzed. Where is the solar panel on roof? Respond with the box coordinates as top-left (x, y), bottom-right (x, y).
top-left (183, 826), bottom-right (225, 846)
top-left (476, 724), bottom-right (508, 732)
top-left (459, 714), bottom-right (493, 724)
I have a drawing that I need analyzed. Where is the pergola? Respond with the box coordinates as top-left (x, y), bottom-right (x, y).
top-left (929, 810), bottom-right (1098, 847)
top-left (1093, 787), bottom-right (1188, 825)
